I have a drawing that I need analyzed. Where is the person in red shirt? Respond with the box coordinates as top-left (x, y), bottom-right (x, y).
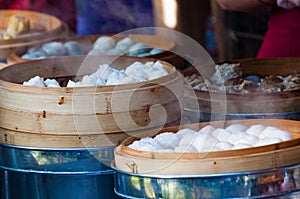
top-left (216, 0), bottom-right (300, 58)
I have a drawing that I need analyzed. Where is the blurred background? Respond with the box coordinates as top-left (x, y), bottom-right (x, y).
top-left (76, 0), bottom-right (269, 62)
top-left (0, 0), bottom-right (270, 62)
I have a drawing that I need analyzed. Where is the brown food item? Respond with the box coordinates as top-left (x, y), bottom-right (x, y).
top-left (235, 80), bottom-right (260, 93)
top-left (283, 74), bottom-right (300, 91)
top-left (224, 78), bottom-right (244, 87)
top-left (186, 63), bottom-right (300, 93)
top-left (260, 75), bottom-right (284, 92)
top-left (210, 63), bottom-right (242, 85)
top-left (6, 15), bottom-right (30, 38)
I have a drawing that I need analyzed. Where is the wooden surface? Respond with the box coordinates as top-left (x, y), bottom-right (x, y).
top-left (0, 10), bottom-right (68, 59)
top-left (114, 119), bottom-right (300, 174)
top-left (0, 127), bottom-right (128, 148)
top-left (184, 58), bottom-right (300, 114)
top-left (0, 63), bottom-right (8, 70)
top-left (0, 55), bottom-right (184, 148)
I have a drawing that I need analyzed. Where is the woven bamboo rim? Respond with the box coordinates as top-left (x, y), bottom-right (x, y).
top-left (115, 119), bottom-right (300, 174)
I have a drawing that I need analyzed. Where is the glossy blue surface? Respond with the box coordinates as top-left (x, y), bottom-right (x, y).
top-left (114, 164), bottom-right (300, 199)
top-left (0, 144), bottom-right (119, 199)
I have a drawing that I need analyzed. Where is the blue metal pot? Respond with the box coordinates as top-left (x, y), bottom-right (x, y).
top-left (0, 144), bottom-right (119, 199)
top-left (113, 163), bottom-right (300, 199)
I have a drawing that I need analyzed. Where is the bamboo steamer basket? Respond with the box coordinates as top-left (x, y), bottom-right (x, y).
top-left (7, 34), bottom-right (187, 69)
top-left (184, 58), bottom-right (300, 121)
top-left (0, 55), bottom-right (184, 148)
top-left (114, 119), bottom-right (300, 175)
top-left (0, 9), bottom-right (68, 60)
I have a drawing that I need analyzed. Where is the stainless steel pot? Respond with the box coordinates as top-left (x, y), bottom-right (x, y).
top-left (113, 163), bottom-right (300, 198)
top-left (0, 143), bottom-right (119, 199)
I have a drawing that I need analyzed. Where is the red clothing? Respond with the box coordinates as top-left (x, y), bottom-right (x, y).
top-left (257, 7), bottom-right (300, 58)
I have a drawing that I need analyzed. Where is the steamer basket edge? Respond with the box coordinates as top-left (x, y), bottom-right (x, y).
top-left (114, 119), bottom-right (300, 174)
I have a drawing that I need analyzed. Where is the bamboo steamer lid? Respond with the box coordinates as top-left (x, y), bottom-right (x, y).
top-left (184, 58), bottom-right (300, 115)
top-left (114, 119), bottom-right (300, 175)
top-left (7, 34), bottom-right (186, 69)
top-left (0, 9), bottom-right (68, 60)
top-left (0, 55), bottom-right (184, 148)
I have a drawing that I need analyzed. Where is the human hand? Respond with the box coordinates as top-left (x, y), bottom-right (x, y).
top-left (277, 0), bottom-right (300, 9)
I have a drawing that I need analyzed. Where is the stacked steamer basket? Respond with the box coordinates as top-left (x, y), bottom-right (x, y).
top-left (7, 34), bottom-right (188, 70)
top-left (184, 58), bottom-right (300, 122)
top-left (0, 55), bottom-right (184, 199)
top-left (0, 10), bottom-right (68, 62)
top-left (114, 119), bottom-right (300, 198)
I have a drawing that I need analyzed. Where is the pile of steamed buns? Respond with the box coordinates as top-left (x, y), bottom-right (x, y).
top-left (22, 61), bottom-right (168, 87)
top-left (128, 124), bottom-right (292, 152)
top-left (21, 36), bottom-right (164, 60)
